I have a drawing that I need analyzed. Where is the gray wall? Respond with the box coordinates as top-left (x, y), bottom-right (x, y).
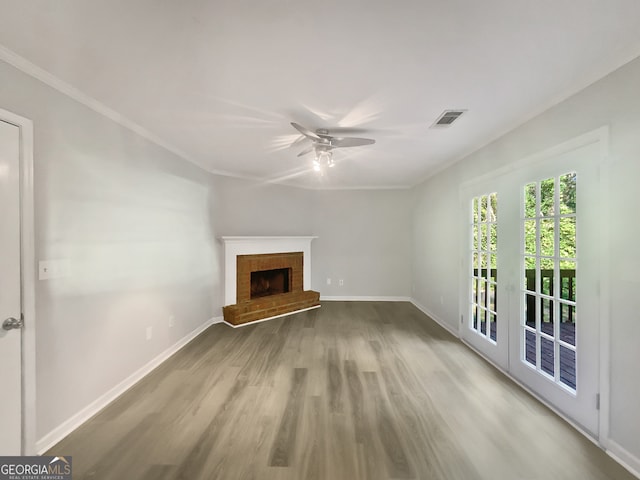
top-left (208, 179), bottom-right (413, 299)
top-left (412, 56), bottom-right (640, 464)
top-left (311, 189), bottom-right (412, 298)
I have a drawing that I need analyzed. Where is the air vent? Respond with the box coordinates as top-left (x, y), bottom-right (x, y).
top-left (431, 110), bottom-right (466, 128)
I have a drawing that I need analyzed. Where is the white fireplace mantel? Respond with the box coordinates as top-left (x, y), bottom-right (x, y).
top-left (219, 236), bottom-right (317, 306)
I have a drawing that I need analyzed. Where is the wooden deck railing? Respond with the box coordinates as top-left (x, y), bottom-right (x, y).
top-left (474, 269), bottom-right (576, 324)
top-left (525, 269), bottom-right (575, 324)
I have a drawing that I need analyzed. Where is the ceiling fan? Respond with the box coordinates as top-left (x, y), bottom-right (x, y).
top-left (290, 122), bottom-right (375, 172)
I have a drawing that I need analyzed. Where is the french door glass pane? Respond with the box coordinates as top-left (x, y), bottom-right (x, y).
top-left (559, 304), bottom-right (576, 346)
top-left (559, 217), bottom-right (576, 258)
top-left (542, 275), bottom-right (552, 296)
top-left (524, 220), bottom-right (536, 254)
top-left (559, 346), bottom-right (576, 389)
top-left (559, 173), bottom-right (577, 214)
top-left (525, 330), bottom-right (536, 366)
top-left (525, 294), bottom-right (536, 329)
top-left (489, 283), bottom-right (496, 312)
top-left (478, 224), bottom-right (485, 250)
top-left (540, 178), bottom-right (555, 216)
top-left (489, 224), bottom-right (498, 251)
top-left (541, 298), bottom-right (554, 337)
top-left (541, 337), bottom-right (555, 376)
top-left (560, 261), bottom-right (576, 302)
top-left (540, 219), bottom-right (554, 256)
top-left (489, 192), bottom-right (498, 218)
top-left (489, 313), bottom-right (497, 341)
top-left (480, 196), bottom-right (488, 221)
top-left (525, 183), bottom-right (537, 216)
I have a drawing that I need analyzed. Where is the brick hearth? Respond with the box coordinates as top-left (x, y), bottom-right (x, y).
top-left (223, 251), bottom-right (320, 326)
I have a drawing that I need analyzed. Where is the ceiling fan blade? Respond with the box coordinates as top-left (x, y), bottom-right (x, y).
top-left (291, 122), bottom-right (321, 141)
top-left (297, 145), bottom-right (314, 157)
top-left (326, 127), bottom-right (375, 135)
top-left (331, 137), bottom-right (376, 148)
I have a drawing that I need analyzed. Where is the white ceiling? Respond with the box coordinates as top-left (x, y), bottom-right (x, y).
top-left (1, 1), bottom-right (640, 189)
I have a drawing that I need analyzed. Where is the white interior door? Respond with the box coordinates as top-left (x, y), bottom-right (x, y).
top-left (0, 119), bottom-right (23, 455)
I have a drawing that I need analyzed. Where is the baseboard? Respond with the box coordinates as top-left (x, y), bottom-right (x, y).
top-left (409, 298), bottom-right (460, 337)
top-left (320, 295), bottom-right (411, 302)
top-left (222, 305), bottom-right (321, 328)
top-left (606, 440), bottom-right (640, 479)
top-left (36, 316), bottom-right (222, 454)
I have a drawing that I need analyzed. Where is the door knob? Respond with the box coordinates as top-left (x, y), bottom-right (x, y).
top-left (2, 317), bottom-right (23, 331)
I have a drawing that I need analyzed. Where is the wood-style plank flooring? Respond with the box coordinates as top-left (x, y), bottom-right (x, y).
top-left (47, 301), bottom-right (635, 479)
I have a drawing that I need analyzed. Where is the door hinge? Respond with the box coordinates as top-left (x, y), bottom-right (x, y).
top-left (461, 314), bottom-right (464, 324)
top-left (596, 393), bottom-right (600, 410)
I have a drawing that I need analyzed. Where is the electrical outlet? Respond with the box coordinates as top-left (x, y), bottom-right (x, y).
top-left (38, 259), bottom-right (70, 280)
top-left (327, 278), bottom-right (332, 285)
top-left (169, 316), bottom-right (175, 328)
top-left (440, 295), bottom-right (444, 305)
top-left (146, 326), bottom-right (153, 340)
top-left (339, 279), bottom-right (344, 286)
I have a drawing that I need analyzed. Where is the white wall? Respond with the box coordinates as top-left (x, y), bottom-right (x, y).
top-left (412, 56), bottom-right (640, 470)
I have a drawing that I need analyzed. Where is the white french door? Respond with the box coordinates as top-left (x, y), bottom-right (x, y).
top-left (460, 139), bottom-right (602, 436)
top-left (460, 179), bottom-right (510, 369)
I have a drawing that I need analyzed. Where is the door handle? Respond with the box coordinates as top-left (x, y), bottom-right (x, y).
top-left (2, 317), bottom-right (23, 331)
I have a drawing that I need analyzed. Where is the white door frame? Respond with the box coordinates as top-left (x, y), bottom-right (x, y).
top-left (1, 107), bottom-right (36, 455)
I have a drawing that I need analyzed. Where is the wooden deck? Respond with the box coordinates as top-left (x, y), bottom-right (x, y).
top-left (525, 321), bottom-right (576, 389)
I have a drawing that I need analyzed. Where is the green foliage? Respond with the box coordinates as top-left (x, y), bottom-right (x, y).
top-left (472, 193), bottom-right (498, 269)
top-left (523, 173), bottom-right (577, 263)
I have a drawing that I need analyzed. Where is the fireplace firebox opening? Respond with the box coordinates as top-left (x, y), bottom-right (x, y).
top-left (250, 268), bottom-right (291, 299)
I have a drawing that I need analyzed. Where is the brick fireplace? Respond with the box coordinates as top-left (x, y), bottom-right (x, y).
top-left (220, 237), bottom-right (320, 326)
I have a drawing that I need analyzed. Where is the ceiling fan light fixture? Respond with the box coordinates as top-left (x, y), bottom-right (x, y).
top-left (312, 150), bottom-right (333, 174)
top-left (290, 122), bottom-right (374, 175)
top-left (317, 150), bottom-right (331, 162)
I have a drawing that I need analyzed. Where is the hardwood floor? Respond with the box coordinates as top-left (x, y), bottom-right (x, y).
top-left (47, 301), bottom-right (635, 479)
